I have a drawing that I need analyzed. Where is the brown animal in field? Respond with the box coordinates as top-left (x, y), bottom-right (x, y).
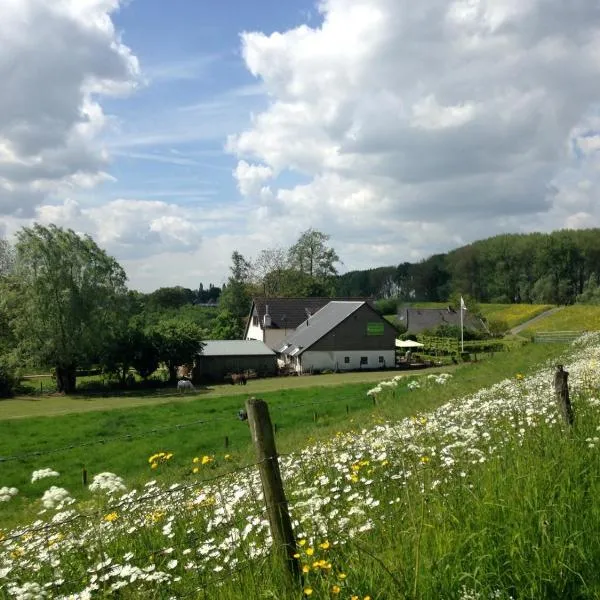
top-left (230, 373), bottom-right (247, 385)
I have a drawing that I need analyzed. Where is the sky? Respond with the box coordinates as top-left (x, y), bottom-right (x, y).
top-left (1, 0), bottom-right (600, 291)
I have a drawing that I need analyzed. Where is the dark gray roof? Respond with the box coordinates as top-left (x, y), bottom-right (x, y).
top-left (277, 301), bottom-right (364, 356)
top-left (246, 297), bottom-right (372, 332)
top-left (199, 340), bottom-right (275, 357)
top-left (398, 307), bottom-right (486, 334)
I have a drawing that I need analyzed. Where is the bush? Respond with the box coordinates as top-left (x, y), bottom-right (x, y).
top-left (374, 298), bottom-right (398, 315)
top-left (0, 359), bottom-right (17, 398)
top-left (487, 319), bottom-right (510, 337)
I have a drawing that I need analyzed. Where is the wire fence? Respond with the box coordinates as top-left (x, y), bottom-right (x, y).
top-left (0, 391), bottom-right (384, 463)
top-left (0, 387), bottom-right (406, 598)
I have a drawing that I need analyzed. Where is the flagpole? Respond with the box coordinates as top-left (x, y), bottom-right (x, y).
top-left (460, 300), bottom-right (464, 353)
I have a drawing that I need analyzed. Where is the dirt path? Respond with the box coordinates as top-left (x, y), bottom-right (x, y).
top-left (510, 306), bottom-right (564, 335)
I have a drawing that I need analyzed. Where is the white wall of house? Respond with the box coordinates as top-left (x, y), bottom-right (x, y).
top-left (296, 350), bottom-right (395, 373)
top-left (245, 320), bottom-right (264, 342)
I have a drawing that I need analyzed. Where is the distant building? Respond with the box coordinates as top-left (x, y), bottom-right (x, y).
top-left (277, 301), bottom-right (397, 374)
top-left (193, 340), bottom-right (277, 383)
top-left (398, 307), bottom-right (487, 335)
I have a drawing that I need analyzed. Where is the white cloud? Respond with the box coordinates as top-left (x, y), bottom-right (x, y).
top-left (228, 0), bottom-right (600, 267)
top-left (0, 0), bottom-right (140, 217)
top-left (234, 160), bottom-right (273, 196)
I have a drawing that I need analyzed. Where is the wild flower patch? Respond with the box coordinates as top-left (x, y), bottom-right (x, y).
top-left (1, 335), bottom-right (599, 598)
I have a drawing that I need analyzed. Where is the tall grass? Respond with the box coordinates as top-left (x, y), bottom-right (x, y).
top-left (1, 339), bottom-right (597, 599)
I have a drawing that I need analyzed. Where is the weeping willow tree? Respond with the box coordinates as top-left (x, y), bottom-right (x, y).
top-left (4, 224), bottom-right (128, 393)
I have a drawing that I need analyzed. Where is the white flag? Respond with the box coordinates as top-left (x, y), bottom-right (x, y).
top-left (460, 296), bottom-right (467, 311)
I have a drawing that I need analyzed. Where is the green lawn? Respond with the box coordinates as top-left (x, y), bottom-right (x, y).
top-left (521, 305), bottom-right (600, 334)
top-left (0, 342), bottom-right (565, 528)
top-left (6, 368), bottom-right (451, 420)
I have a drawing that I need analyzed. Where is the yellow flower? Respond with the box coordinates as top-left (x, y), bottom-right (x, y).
top-left (364, 596), bottom-right (372, 600)
top-left (338, 573), bottom-right (347, 580)
top-left (332, 585), bottom-right (341, 594)
top-left (351, 596), bottom-right (359, 600)
top-left (201, 455), bottom-right (213, 465)
top-left (192, 467), bottom-right (199, 474)
top-left (224, 454), bottom-right (232, 460)
top-left (293, 553), bottom-right (300, 558)
top-left (298, 539), bottom-right (307, 546)
top-left (304, 588), bottom-right (313, 596)
top-left (319, 540), bottom-right (330, 550)
top-left (192, 457), bottom-right (200, 464)
top-left (420, 456), bottom-right (430, 464)
top-left (302, 565), bottom-right (310, 574)
top-left (104, 512), bottom-right (118, 523)
top-left (306, 547), bottom-right (314, 556)
top-left (150, 462), bottom-right (158, 469)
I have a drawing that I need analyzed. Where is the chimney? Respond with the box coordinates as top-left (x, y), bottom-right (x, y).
top-left (263, 304), bottom-right (272, 328)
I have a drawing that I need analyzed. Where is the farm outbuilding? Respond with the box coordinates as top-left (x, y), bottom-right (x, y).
top-left (192, 340), bottom-right (277, 383)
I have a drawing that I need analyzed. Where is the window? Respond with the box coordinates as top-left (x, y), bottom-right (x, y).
top-left (378, 356), bottom-right (384, 364)
top-left (252, 315), bottom-right (259, 327)
top-left (344, 356), bottom-right (350, 364)
top-left (360, 356), bottom-right (368, 365)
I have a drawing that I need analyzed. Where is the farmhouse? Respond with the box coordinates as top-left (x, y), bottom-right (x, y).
top-left (277, 301), bottom-right (397, 374)
top-left (192, 340), bottom-right (277, 383)
top-left (398, 306), bottom-right (487, 335)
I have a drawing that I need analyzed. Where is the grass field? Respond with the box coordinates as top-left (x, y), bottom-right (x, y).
top-left (0, 337), bottom-right (595, 599)
top-left (0, 343), bottom-right (564, 525)
top-left (521, 305), bottom-right (600, 334)
top-left (5, 369), bottom-right (453, 420)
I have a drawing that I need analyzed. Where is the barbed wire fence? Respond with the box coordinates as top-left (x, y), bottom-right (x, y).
top-left (0, 388), bottom-right (398, 598)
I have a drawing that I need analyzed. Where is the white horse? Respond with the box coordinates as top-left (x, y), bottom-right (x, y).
top-left (177, 379), bottom-right (195, 393)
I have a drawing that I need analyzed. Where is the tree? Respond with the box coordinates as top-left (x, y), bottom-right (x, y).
top-left (4, 224), bottom-right (128, 393)
top-left (151, 319), bottom-right (205, 383)
top-left (144, 286), bottom-right (195, 311)
top-left (252, 247), bottom-right (288, 296)
top-left (0, 237), bottom-right (14, 278)
top-left (216, 251), bottom-right (252, 339)
top-left (288, 228), bottom-right (340, 280)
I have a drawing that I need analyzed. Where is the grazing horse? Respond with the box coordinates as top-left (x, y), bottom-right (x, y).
top-left (177, 379), bottom-right (195, 393)
top-left (230, 373), bottom-right (247, 386)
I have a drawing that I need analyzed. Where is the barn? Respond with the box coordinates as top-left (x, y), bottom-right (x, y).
top-left (277, 301), bottom-right (397, 374)
top-left (192, 340), bottom-right (277, 383)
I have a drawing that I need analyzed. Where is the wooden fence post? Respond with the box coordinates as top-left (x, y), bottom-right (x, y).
top-left (554, 365), bottom-right (573, 426)
top-left (82, 465), bottom-right (88, 487)
top-left (245, 398), bottom-right (300, 583)
top-left (224, 435), bottom-right (229, 449)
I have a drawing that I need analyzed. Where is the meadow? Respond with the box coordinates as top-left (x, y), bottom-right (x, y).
top-left (0, 339), bottom-right (596, 599)
top-left (521, 304), bottom-right (600, 334)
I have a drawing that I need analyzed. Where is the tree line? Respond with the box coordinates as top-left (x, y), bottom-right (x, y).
top-left (0, 226), bottom-right (341, 396)
top-left (336, 229), bottom-right (600, 305)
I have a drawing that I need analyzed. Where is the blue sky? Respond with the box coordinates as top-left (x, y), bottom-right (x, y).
top-left (2, 0), bottom-right (600, 291)
top-left (101, 0), bottom-right (315, 215)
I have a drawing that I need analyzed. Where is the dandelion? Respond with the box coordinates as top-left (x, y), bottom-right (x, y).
top-left (104, 512), bottom-right (119, 523)
top-left (332, 585), bottom-right (341, 594)
top-left (304, 588), bottom-right (313, 596)
top-left (306, 547), bottom-right (314, 556)
top-left (319, 540), bottom-right (330, 550)
top-left (201, 455), bottom-right (214, 465)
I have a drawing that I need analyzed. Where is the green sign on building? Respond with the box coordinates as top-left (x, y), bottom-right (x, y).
top-left (367, 322), bottom-right (385, 336)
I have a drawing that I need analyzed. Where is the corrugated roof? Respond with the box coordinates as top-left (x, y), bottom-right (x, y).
top-left (199, 340), bottom-right (275, 357)
top-left (277, 301), bottom-right (365, 356)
